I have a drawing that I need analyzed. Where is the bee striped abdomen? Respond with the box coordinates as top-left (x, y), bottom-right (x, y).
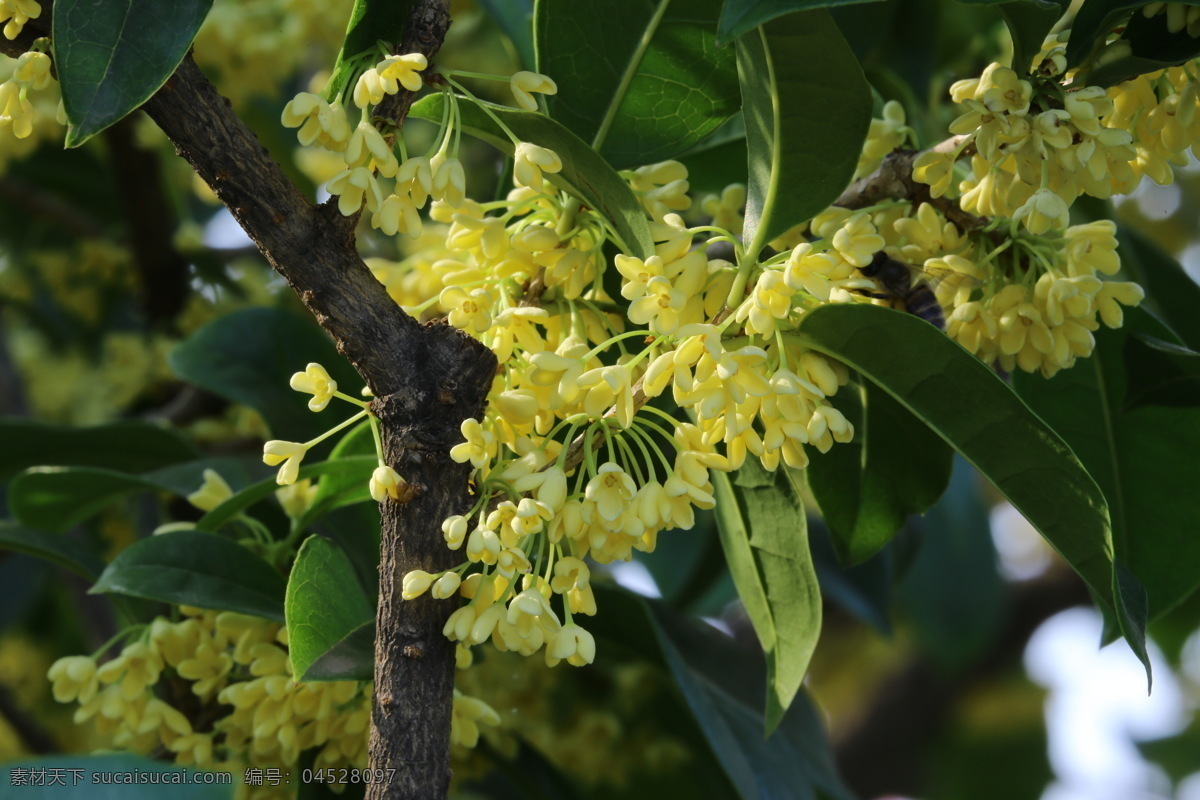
top-left (901, 285), bottom-right (945, 329)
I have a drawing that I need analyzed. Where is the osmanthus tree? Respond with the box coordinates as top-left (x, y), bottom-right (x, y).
top-left (2, 0), bottom-right (1200, 797)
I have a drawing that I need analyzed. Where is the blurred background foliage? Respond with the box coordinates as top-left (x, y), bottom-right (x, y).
top-left (2, 0), bottom-right (1199, 798)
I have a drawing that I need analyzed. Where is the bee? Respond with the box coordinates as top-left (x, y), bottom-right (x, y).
top-left (858, 252), bottom-right (975, 330)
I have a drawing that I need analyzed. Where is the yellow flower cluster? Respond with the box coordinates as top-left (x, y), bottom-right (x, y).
top-left (0, 0), bottom-right (39, 40)
top-left (914, 41), bottom-right (1200, 236)
top-left (1106, 62), bottom-right (1200, 186)
top-left (0, 45), bottom-right (63, 144)
top-left (48, 608), bottom-right (372, 800)
top-left (348, 144), bottom-right (862, 667)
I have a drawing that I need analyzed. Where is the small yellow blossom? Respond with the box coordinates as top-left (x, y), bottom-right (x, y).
top-left (186, 469), bottom-right (233, 512)
top-left (263, 440), bottom-right (307, 485)
top-left (510, 71), bottom-right (558, 111)
top-left (370, 465), bottom-right (409, 503)
top-left (289, 362), bottom-right (338, 411)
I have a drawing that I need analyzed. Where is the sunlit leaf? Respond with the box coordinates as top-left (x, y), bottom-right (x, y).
top-left (286, 535), bottom-right (376, 681)
top-left (536, 0), bottom-right (740, 166)
top-left (54, 0), bottom-right (215, 147)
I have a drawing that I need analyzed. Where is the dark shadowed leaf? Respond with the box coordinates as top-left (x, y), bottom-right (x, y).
top-left (169, 308), bottom-right (361, 441)
top-left (91, 530), bottom-right (286, 620)
top-left (807, 380), bottom-right (952, 565)
top-left (0, 521), bottom-right (105, 580)
top-left (536, 0), bottom-right (740, 166)
top-left (0, 418), bottom-right (198, 483)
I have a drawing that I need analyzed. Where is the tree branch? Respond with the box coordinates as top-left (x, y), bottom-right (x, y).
top-left (7, 3), bottom-right (493, 797)
top-left (834, 136), bottom-right (987, 235)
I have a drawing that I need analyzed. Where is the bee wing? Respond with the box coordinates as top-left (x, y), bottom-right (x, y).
top-left (917, 263), bottom-right (981, 306)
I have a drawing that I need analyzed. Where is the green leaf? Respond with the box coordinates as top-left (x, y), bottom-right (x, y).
top-left (737, 10), bottom-right (871, 259)
top-left (896, 457), bottom-right (1005, 670)
top-left (479, 0), bottom-right (536, 70)
top-left (0, 521), bottom-right (105, 580)
top-left (197, 456), bottom-right (378, 532)
top-left (807, 379), bottom-right (952, 564)
top-left (8, 458), bottom-right (256, 533)
top-left (168, 308), bottom-right (361, 441)
top-left (712, 461), bottom-right (821, 735)
top-left (2, 754), bottom-right (233, 799)
top-left (0, 418), bottom-right (198, 483)
top-left (1117, 224), bottom-right (1200, 351)
top-left (1065, 0), bottom-right (1200, 70)
top-left (535, 0), bottom-right (740, 167)
top-left (91, 530), bottom-right (287, 620)
top-left (409, 94), bottom-right (655, 260)
top-left (717, 0), bottom-right (889, 46)
top-left (790, 303), bottom-right (1147, 672)
top-left (286, 535), bottom-right (376, 681)
top-left (589, 584), bottom-right (852, 800)
top-left (1013, 321), bottom-right (1200, 620)
top-left (998, 0), bottom-right (1069, 73)
top-left (1077, 4), bottom-right (1200, 88)
top-left (303, 621), bottom-right (375, 682)
top-left (54, 0), bottom-right (215, 147)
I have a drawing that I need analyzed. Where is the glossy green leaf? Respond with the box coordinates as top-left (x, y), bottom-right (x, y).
top-left (1078, 6), bottom-right (1200, 87)
top-left (480, 0), bottom-right (536, 70)
top-left (2, 754), bottom-right (233, 799)
top-left (737, 10), bottom-right (871, 259)
top-left (713, 461), bottom-right (821, 735)
top-left (197, 456), bottom-right (377, 532)
top-left (0, 521), bottom-right (105, 580)
top-left (1117, 224), bottom-right (1200, 351)
top-left (0, 418), bottom-right (197, 483)
top-left (589, 584), bottom-right (852, 800)
top-left (807, 379), bottom-right (952, 564)
top-left (1013, 320), bottom-right (1200, 619)
top-left (410, 94), bottom-right (654, 260)
top-left (717, 0), bottom-right (888, 46)
top-left (168, 308), bottom-right (361, 441)
top-left (998, 0), bottom-right (1069, 74)
top-left (1065, 0), bottom-right (1200, 70)
top-left (790, 303), bottom-right (1147, 671)
top-left (91, 530), bottom-right (287, 620)
top-left (286, 535), bottom-right (376, 681)
top-left (54, 0), bottom-right (215, 147)
top-left (896, 457), bottom-right (1005, 670)
top-left (535, 0), bottom-right (740, 167)
top-left (8, 458), bottom-right (255, 533)
top-left (303, 621), bottom-right (375, 682)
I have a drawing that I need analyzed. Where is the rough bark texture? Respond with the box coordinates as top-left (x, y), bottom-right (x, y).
top-left (4, 3), bottom-right (489, 798)
top-left (369, 333), bottom-right (495, 799)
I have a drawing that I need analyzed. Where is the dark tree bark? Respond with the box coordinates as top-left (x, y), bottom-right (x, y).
top-left (2, 3), bottom-right (488, 797)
